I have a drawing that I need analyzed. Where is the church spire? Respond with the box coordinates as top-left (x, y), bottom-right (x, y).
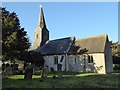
top-left (33, 5), bottom-right (49, 49)
top-left (38, 5), bottom-right (46, 28)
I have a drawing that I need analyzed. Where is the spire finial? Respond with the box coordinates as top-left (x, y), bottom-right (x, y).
top-left (38, 5), bottom-right (46, 28)
top-left (40, 5), bottom-right (42, 8)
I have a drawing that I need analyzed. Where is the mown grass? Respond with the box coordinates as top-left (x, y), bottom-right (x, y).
top-left (2, 71), bottom-right (120, 89)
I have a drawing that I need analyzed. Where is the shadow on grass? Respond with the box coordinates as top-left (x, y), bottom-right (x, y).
top-left (71, 73), bottom-right (119, 88)
top-left (34, 70), bottom-right (79, 75)
top-left (2, 72), bottom-right (120, 89)
top-left (2, 76), bottom-right (52, 88)
top-left (46, 71), bottom-right (79, 75)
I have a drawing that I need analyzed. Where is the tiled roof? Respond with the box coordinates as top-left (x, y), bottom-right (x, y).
top-left (36, 34), bottom-right (108, 55)
top-left (72, 34), bottom-right (108, 53)
top-left (36, 37), bottom-right (75, 55)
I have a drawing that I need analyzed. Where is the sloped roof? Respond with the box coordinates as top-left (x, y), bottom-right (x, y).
top-left (72, 34), bottom-right (108, 53)
top-left (36, 34), bottom-right (108, 55)
top-left (36, 37), bottom-right (75, 55)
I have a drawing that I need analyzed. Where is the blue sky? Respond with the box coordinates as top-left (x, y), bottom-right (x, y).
top-left (2, 2), bottom-right (118, 46)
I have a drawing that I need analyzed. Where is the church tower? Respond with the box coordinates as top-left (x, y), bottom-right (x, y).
top-left (33, 6), bottom-right (49, 49)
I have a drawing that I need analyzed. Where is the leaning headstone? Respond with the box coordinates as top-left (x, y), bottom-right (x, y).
top-left (43, 66), bottom-right (49, 77)
top-left (40, 66), bottom-right (49, 78)
top-left (40, 66), bottom-right (45, 78)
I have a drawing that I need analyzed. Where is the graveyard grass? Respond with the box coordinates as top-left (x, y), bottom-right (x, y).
top-left (2, 71), bottom-right (120, 88)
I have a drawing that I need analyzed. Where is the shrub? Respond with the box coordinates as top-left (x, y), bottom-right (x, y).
top-left (113, 64), bottom-right (120, 70)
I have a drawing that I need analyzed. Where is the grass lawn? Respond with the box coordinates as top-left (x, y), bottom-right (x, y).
top-left (2, 71), bottom-right (120, 88)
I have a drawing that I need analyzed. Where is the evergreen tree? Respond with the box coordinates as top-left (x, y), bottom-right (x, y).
top-left (2, 8), bottom-right (31, 63)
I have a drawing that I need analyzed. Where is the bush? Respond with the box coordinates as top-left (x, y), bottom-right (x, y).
top-left (113, 64), bottom-right (120, 70)
top-left (50, 67), bottom-right (54, 72)
top-left (113, 56), bottom-right (120, 64)
top-left (18, 70), bottom-right (24, 75)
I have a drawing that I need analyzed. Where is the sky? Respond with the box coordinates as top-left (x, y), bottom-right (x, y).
top-left (2, 2), bottom-right (118, 46)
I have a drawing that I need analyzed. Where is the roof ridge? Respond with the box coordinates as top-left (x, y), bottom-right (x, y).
top-left (76, 34), bottom-right (108, 41)
top-left (48, 36), bottom-right (76, 42)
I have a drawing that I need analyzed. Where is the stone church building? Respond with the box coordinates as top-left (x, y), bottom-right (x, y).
top-left (32, 6), bottom-right (113, 74)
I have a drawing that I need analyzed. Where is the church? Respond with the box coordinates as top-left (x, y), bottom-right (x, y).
top-left (32, 6), bottom-right (113, 74)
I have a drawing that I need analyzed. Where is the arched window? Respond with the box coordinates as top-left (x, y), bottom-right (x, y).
top-left (90, 56), bottom-right (93, 63)
top-left (60, 56), bottom-right (64, 62)
top-left (88, 55), bottom-right (93, 63)
top-left (75, 57), bottom-right (77, 64)
top-left (88, 55), bottom-right (91, 63)
top-left (54, 56), bottom-right (58, 64)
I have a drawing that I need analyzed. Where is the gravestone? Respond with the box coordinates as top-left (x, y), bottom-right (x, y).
top-left (43, 66), bottom-right (49, 77)
top-left (24, 65), bottom-right (33, 80)
top-left (5, 63), bottom-right (12, 76)
top-left (40, 66), bottom-right (49, 78)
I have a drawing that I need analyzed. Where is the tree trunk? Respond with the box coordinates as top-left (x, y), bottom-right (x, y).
top-left (24, 68), bottom-right (33, 80)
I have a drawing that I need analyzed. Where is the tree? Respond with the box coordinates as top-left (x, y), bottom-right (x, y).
top-left (2, 8), bottom-right (31, 63)
top-left (30, 51), bottom-right (45, 67)
top-left (111, 41), bottom-right (120, 55)
top-left (111, 41), bottom-right (120, 70)
top-left (21, 51), bottom-right (44, 66)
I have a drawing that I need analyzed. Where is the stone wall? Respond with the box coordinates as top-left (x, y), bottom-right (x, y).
top-left (68, 54), bottom-right (106, 74)
top-left (44, 55), bottom-right (66, 71)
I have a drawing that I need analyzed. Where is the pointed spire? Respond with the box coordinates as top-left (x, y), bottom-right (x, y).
top-left (38, 5), bottom-right (46, 28)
